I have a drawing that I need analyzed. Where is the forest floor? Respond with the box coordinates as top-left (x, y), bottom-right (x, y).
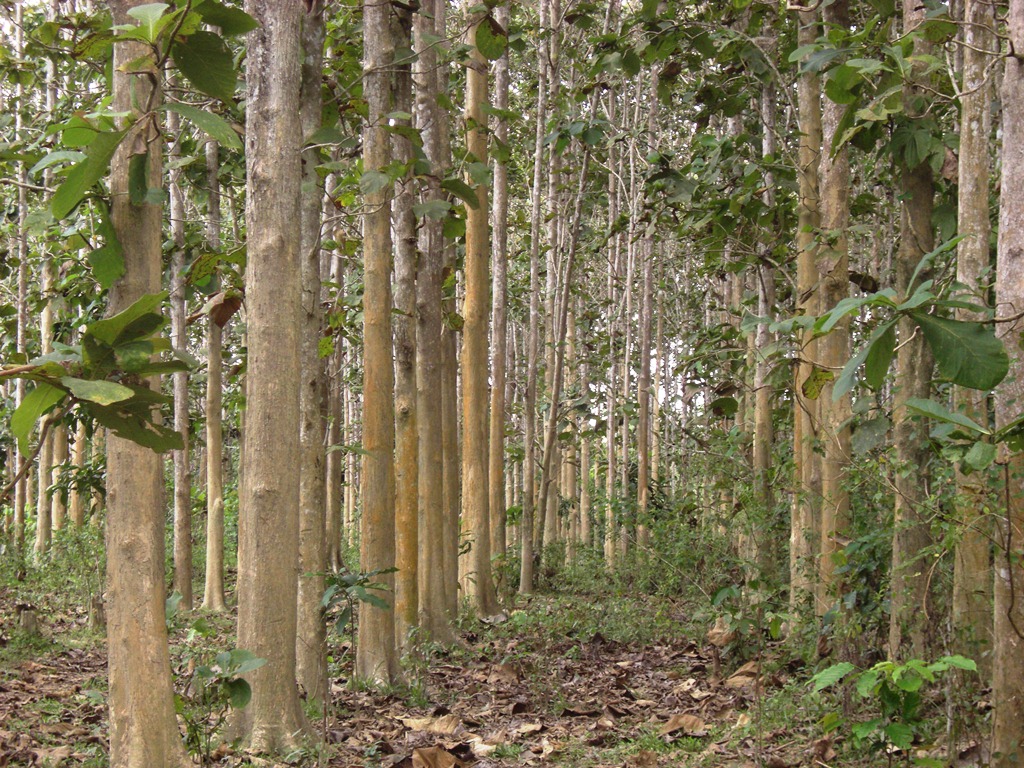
top-left (0, 573), bottom-right (987, 768)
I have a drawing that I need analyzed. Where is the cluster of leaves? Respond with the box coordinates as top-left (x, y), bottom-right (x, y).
top-left (7, 292), bottom-right (189, 455)
top-left (322, 566), bottom-right (398, 639)
top-left (812, 654), bottom-right (976, 765)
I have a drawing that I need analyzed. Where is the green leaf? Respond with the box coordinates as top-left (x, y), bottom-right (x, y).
top-left (811, 662), bottom-right (856, 692)
top-left (412, 199), bottom-right (452, 220)
top-left (195, 1), bottom-right (259, 35)
top-left (359, 169), bottom-right (392, 196)
top-left (87, 293), bottom-right (167, 345)
top-left (126, 3), bottom-right (171, 42)
top-left (128, 152), bottom-right (149, 205)
top-left (864, 321), bottom-right (896, 390)
top-left (441, 178), bottom-right (479, 209)
top-left (171, 31), bottom-right (237, 103)
top-left (935, 655), bottom-right (977, 672)
top-left (12, 383), bottom-right (65, 456)
top-left (87, 402), bottom-right (183, 453)
top-left (223, 678), bottom-right (252, 709)
top-left (475, 15), bottom-right (507, 61)
top-left (802, 366), bottom-right (834, 400)
top-left (911, 312), bottom-right (1009, 390)
top-left (708, 396), bottom-right (738, 417)
top-left (227, 649), bottom-right (267, 675)
top-left (162, 103), bottom-right (242, 149)
top-left (883, 722), bottom-right (914, 749)
top-left (60, 377), bottom-right (134, 406)
top-left (52, 129), bottom-right (127, 220)
top-left (30, 150), bottom-right (86, 176)
top-left (962, 441), bottom-right (996, 472)
top-left (904, 397), bottom-right (989, 435)
top-left (852, 416), bottom-right (890, 455)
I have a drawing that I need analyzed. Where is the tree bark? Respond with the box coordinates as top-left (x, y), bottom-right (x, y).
top-left (296, 0), bottom-right (328, 706)
top-left (994, 3), bottom-right (1024, 760)
top-left (105, 4), bottom-right (187, 763)
top-left (357, 0), bottom-right (400, 683)
top-left (230, 0), bottom-right (309, 749)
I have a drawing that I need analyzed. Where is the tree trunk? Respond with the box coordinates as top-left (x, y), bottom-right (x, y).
top-left (414, 0), bottom-right (455, 643)
top-left (889, 0), bottom-right (937, 660)
top-left (105, 4), bottom-right (187, 763)
top-left (994, 3), bottom-right (1024, 760)
top-left (296, 0), bottom-right (328, 706)
top-left (952, 0), bottom-right (995, 678)
top-left (790, 8), bottom-right (822, 614)
top-left (489, 1), bottom-right (511, 565)
top-left (393, 1), bottom-right (418, 651)
top-left (816, 0), bottom-right (853, 617)
top-left (460, 3), bottom-right (497, 616)
top-left (167, 86), bottom-right (192, 609)
top-left (357, 0), bottom-right (400, 683)
top-left (230, 0), bottom-right (309, 749)
top-left (202, 137), bottom-right (227, 613)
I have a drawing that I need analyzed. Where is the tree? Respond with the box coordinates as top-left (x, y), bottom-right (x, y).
top-left (104, 2), bottom-right (188, 764)
top-left (460, 1), bottom-right (498, 617)
top-left (993, 2), bottom-right (1024, 760)
top-left (357, 0), bottom-right (400, 683)
top-left (229, 0), bottom-right (309, 750)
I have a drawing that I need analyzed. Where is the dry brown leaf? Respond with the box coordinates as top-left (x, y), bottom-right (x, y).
top-left (402, 715), bottom-right (462, 735)
top-left (734, 713), bottom-right (751, 728)
top-left (411, 746), bottom-right (461, 768)
top-left (726, 661), bottom-right (760, 688)
top-left (707, 617), bottom-right (737, 648)
top-left (31, 745), bottom-right (73, 765)
top-left (515, 722), bottom-right (544, 735)
top-left (631, 749), bottom-right (659, 768)
top-left (658, 713), bottom-right (707, 737)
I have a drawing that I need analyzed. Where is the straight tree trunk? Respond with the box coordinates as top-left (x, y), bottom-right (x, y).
top-left (952, 0), bottom-right (995, 677)
top-left (104, 4), bottom-right (188, 763)
top-left (791, 8), bottom-right (823, 613)
top-left (889, 0), bottom-right (937, 660)
top-left (392, 1), bottom-right (419, 650)
top-left (167, 87), bottom-right (192, 609)
top-left (230, 0), bottom-right (309, 749)
top-left (34, 261), bottom-right (56, 557)
top-left (296, 0), bottom-right (328, 706)
top-left (993, 3), bottom-right (1024, 760)
top-left (489, 1), bottom-right (511, 565)
top-left (358, 0), bottom-right (400, 682)
top-left (817, 0), bottom-right (853, 616)
top-left (68, 421), bottom-right (87, 527)
top-left (460, 3), bottom-right (497, 616)
top-left (202, 138), bottom-right (227, 613)
top-left (414, 0), bottom-right (455, 643)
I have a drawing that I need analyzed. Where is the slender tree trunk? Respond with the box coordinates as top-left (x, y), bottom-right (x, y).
top-left (202, 138), bottom-right (227, 613)
top-left (393, 1), bottom-right (419, 650)
top-left (952, 0), bottom-right (995, 677)
top-left (357, 0), bottom-right (400, 683)
top-left (12, 3), bottom-right (28, 561)
top-left (889, 0), bottom-right (937, 660)
top-left (68, 421), bottom-right (87, 527)
top-left (230, 0), bottom-right (309, 748)
top-left (414, 0), bottom-right (455, 643)
top-left (521, 0), bottom-right (549, 593)
top-left (460, 3), bottom-right (498, 615)
top-left (167, 85), bottom-right (192, 609)
top-left (296, 0), bottom-right (328, 706)
top-left (791, 8), bottom-right (822, 613)
top-left (489, 1), bottom-right (510, 566)
top-left (326, 254), bottom-right (345, 571)
top-left (816, 0), bottom-right (853, 618)
top-left (994, 5), bottom-right (1024, 760)
top-left (35, 261), bottom-right (56, 557)
top-left (105, 4), bottom-right (187, 763)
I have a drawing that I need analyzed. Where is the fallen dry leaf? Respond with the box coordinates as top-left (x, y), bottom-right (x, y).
top-left (734, 713), bottom-right (751, 728)
top-left (402, 715), bottom-right (462, 735)
top-left (411, 745), bottom-right (461, 768)
top-left (726, 661), bottom-right (760, 688)
top-left (658, 713), bottom-right (707, 737)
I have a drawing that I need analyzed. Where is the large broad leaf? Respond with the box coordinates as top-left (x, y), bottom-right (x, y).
top-left (88, 402), bottom-right (183, 453)
top-left (195, 1), bottom-right (259, 36)
top-left (475, 15), bottom-right (507, 61)
top-left (911, 312), bottom-right (1009, 390)
top-left (863, 321), bottom-right (897, 390)
top-left (811, 662), bottom-right (856, 692)
top-left (904, 397), bottom-right (989, 435)
top-left (171, 31), bottom-right (237, 103)
top-left (87, 292), bottom-right (167, 346)
top-left (51, 129), bottom-right (127, 220)
top-left (222, 678), bottom-right (252, 709)
top-left (162, 103), bottom-right (242, 149)
top-left (11, 382), bottom-right (65, 456)
top-left (60, 377), bottom-right (134, 406)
